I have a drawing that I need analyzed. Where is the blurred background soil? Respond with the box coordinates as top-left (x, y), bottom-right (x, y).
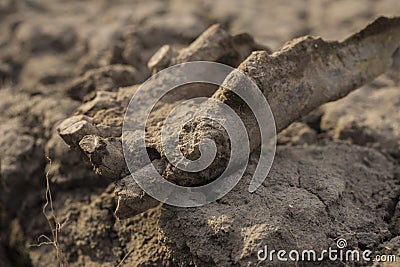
top-left (0, 0), bottom-right (400, 266)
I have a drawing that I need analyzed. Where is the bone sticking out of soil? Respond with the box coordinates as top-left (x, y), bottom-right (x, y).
top-left (58, 16), bottom-right (400, 219)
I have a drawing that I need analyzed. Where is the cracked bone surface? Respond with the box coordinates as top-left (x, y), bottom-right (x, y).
top-left (58, 17), bottom-right (400, 219)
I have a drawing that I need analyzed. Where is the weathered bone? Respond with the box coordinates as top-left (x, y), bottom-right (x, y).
top-left (147, 24), bottom-right (270, 73)
top-left (59, 24), bottom-right (272, 217)
top-left (167, 16), bottom-right (400, 184)
top-left (58, 17), bottom-right (400, 219)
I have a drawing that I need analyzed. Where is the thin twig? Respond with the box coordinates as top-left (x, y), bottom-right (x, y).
top-left (29, 157), bottom-right (68, 267)
top-left (116, 248), bottom-right (135, 267)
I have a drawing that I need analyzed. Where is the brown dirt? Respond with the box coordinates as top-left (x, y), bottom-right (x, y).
top-left (1, 0), bottom-right (400, 266)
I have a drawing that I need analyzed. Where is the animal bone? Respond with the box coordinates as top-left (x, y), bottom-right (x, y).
top-left (58, 17), bottom-right (400, 219)
top-left (147, 24), bottom-right (270, 73)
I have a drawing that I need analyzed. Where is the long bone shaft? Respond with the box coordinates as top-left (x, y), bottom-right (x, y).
top-left (59, 17), bottom-right (400, 218)
top-left (116, 17), bottom-right (400, 218)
